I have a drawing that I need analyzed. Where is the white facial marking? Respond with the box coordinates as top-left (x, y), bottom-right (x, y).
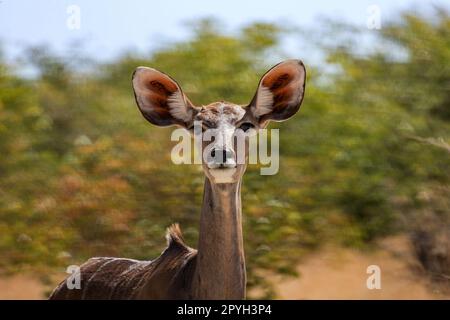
top-left (205, 103), bottom-right (237, 170)
top-left (209, 168), bottom-right (237, 183)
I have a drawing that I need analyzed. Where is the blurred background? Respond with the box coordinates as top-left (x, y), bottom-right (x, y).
top-left (0, 0), bottom-right (449, 299)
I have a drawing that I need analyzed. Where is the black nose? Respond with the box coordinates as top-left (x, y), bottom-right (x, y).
top-left (210, 148), bottom-right (233, 164)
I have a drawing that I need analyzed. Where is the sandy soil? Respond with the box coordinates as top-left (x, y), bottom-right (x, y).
top-left (271, 236), bottom-right (447, 299)
top-left (0, 236), bottom-right (448, 300)
top-left (0, 274), bottom-right (48, 300)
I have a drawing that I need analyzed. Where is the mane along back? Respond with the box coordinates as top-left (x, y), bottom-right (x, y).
top-left (49, 224), bottom-right (196, 300)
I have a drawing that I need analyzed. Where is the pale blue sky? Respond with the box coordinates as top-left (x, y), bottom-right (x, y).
top-left (0, 0), bottom-right (447, 62)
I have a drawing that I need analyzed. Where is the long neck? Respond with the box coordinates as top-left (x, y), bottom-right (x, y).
top-left (192, 177), bottom-right (246, 299)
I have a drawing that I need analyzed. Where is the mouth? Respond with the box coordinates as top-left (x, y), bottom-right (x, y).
top-left (207, 163), bottom-right (237, 170)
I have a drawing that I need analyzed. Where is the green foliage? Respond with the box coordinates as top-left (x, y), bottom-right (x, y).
top-left (0, 10), bottom-right (449, 297)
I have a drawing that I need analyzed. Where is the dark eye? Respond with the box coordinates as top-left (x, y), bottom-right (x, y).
top-left (202, 124), bottom-right (210, 132)
top-left (188, 123), bottom-right (208, 133)
top-left (239, 122), bottom-right (255, 132)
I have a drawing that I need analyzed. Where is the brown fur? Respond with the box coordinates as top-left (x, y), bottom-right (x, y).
top-left (50, 60), bottom-right (306, 300)
top-left (49, 224), bottom-right (197, 300)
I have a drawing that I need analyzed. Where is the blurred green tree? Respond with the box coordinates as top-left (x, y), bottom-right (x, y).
top-left (0, 9), bottom-right (449, 297)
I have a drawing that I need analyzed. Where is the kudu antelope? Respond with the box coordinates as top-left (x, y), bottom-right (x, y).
top-left (49, 59), bottom-right (306, 300)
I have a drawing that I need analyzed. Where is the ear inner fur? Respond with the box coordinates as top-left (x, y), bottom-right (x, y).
top-left (132, 67), bottom-right (196, 127)
top-left (248, 59), bottom-right (306, 124)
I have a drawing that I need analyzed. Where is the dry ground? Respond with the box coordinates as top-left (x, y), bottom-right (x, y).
top-left (270, 236), bottom-right (448, 299)
top-left (0, 236), bottom-right (448, 300)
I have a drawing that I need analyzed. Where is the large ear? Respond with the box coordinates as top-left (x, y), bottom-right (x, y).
top-left (247, 59), bottom-right (306, 126)
top-left (132, 67), bottom-right (198, 127)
